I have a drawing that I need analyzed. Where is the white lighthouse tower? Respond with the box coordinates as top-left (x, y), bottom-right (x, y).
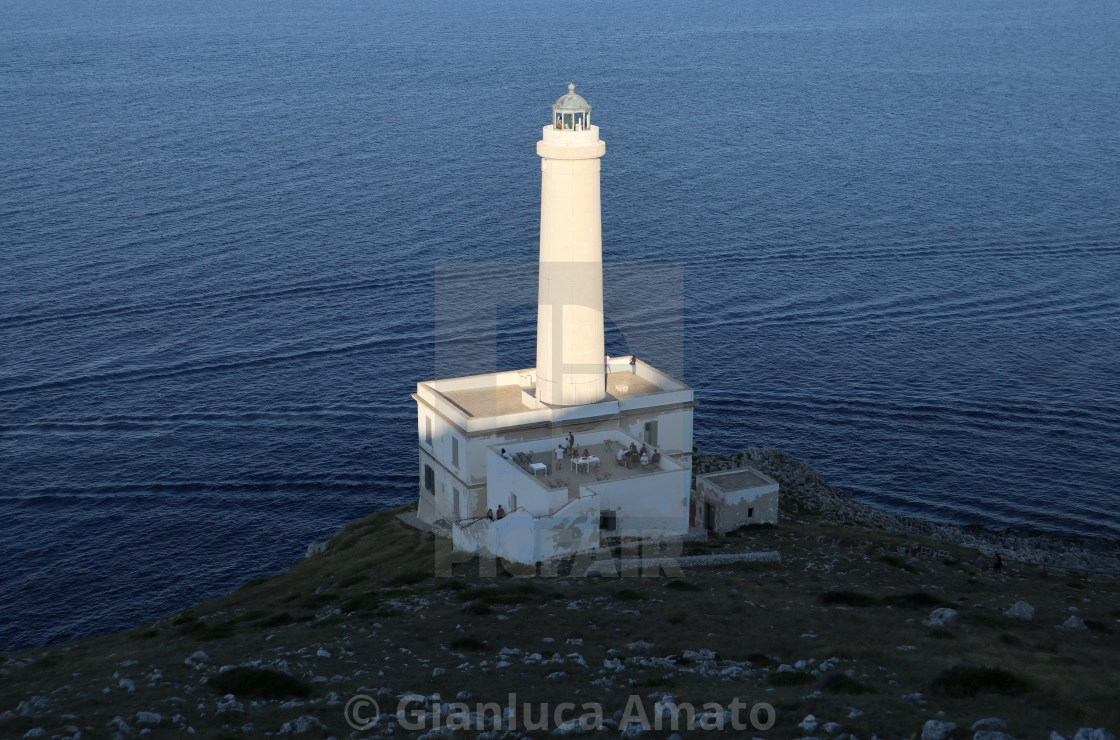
top-left (535, 83), bottom-right (607, 407)
top-left (412, 84), bottom-right (707, 563)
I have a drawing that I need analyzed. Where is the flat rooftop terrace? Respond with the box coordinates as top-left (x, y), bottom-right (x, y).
top-left (702, 468), bottom-right (776, 492)
top-left (441, 372), bottom-right (663, 419)
top-left (419, 356), bottom-right (691, 423)
top-left (499, 437), bottom-right (680, 491)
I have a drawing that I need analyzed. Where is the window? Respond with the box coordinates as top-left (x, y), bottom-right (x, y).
top-left (748, 507), bottom-right (754, 519)
top-left (424, 417), bottom-right (432, 446)
top-left (643, 420), bottom-right (659, 446)
top-left (424, 465), bottom-right (435, 492)
top-left (451, 437), bottom-right (459, 467)
top-left (600, 510), bottom-right (617, 532)
top-left (510, 493), bottom-right (518, 512)
top-left (452, 488), bottom-right (460, 519)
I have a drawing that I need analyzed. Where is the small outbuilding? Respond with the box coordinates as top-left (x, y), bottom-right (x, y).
top-left (692, 467), bottom-right (780, 533)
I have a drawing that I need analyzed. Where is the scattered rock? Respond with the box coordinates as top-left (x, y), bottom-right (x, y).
top-left (1074, 730), bottom-right (1116, 740)
top-left (974, 732), bottom-right (1017, 740)
top-left (924, 608), bottom-right (959, 627)
top-left (118, 678), bottom-right (136, 692)
top-left (278, 715), bottom-right (327, 734)
top-left (972, 719), bottom-right (1008, 732)
top-left (188, 651), bottom-right (210, 663)
top-left (922, 719), bottom-right (956, 740)
top-left (1062, 616), bottom-right (1088, 631)
top-left (799, 714), bottom-right (819, 733)
top-left (215, 695), bottom-right (244, 715)
top-left (316, 648), bottom-right (331, 658)
top-left (135, 711), bottom-right (161, 725)
top-left (1004, 602), bottom-right (1034, 621)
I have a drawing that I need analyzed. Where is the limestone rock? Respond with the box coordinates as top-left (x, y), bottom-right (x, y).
top-left (972, 719), bottom-right (1008, 732)
top-left (974, 732), bottom-right (1017, 740)
top-left (1004, 602), bottom-right (1034, 621)
top-left (800, 715), bottom-right (819, 733)
top-left (135, 712), bottom-right (161, 725)
top-left (922, 719), bottom-right (956, 740)
top-left (278, 715), bottom-right (327, 734)
top-left (1062, 616), bottom-right (1087, 631)
top-left (1073, 730), bottom-right (1116, 740)
top-left (924, 608), bottom-right (959, 627)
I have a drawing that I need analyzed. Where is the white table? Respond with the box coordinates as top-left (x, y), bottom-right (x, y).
top-left (529, 462), bottom-right (548, 477)
top-left (573, 456), bottom-right (600, 473)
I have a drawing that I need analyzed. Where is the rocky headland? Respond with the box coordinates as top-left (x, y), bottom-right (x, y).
top-left (1, 450), bottom-right (1117, 740)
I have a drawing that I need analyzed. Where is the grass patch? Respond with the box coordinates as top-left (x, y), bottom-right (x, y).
top-left (1066, 582), bottom-right (1085, 589)
top-left (882, 592), bottom-right (953, 609)
top-left (616, 589), bottom-right (646, 602)
top-left (635, 675), bottom-right (677, 688)
top-left (770, 670), bottom-right (814, 686)
top-left (822, 673), bottom-right (875, 695)
top-left (929, 665), bottom-right (1033, 698)
top-left (209, 667), bottom-right (312, 700)
top-left (387, 571), bottom-right (430, 587)
top-left (179, 620), bottom-right (235, 641)
top-left (456, 584), bottom-right (542, 605)
top-left (341, 593), bottom-right (382, 614)
top-left (666, 612), bottom-right (688, 625)
top-left (664, 579), bottom-right (700, 592)
top-left (879, 554), bottom-right (918, 573)
top-left (821, 591), bottom-right (882, 607)
top-left (338, 573), bottom-right (367, 588)
top-left (450, 636), bottom-right (489, 652)
top-left (964, 614), bottom-right (1012, 629)
top-left (930, 628), bottom-right (956, 640)
top-left (300, 593), bottom-right (340, 610)
top-left (130, 629), bottom-right (161, 641)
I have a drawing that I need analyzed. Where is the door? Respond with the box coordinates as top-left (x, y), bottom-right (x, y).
top-left (704, 502), bottom-right (715, 531)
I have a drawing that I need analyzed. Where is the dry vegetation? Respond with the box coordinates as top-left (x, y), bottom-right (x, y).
top-left (2, 504), bottom-right (1118, 739)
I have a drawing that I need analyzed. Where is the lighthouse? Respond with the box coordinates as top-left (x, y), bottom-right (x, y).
top-left (411, 83), bottom-right (710, 561)
top-left (534, 83), bottom-right (607, 407)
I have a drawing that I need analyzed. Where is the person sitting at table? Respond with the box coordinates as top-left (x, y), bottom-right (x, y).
top-left (496, 505), bottom-right (506, 519)
top-left (640, 452), bottom-right (650, 466)
top-left (639, 444), bottom-right (648, 457)
top-left (616, 447), bottom-right (627, 466)
top-left (501, 448), bottom-right (513, 461)
top-left (582, 449), bottom-right (590, 458)
top-left (650, 449), bottom-right (661, 465)
top-left (485, 508), bottom-right (495, 521)
top-left (629, 442), bottom-right (638, 454)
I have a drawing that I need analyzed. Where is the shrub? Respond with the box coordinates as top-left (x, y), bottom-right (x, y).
top-left (666, 613), bottom-right (688, 625)
top-left (462, 601), bottom-right (492, 616)
top-left (450, 636), bottom-right (488, 652)
top-left (823, 673), bottom-right (875, 695)
top-left (879, 555), bottom-right (918, 573)
top-left (747, 652), bottom-right (779, 667)
top-left (258, 612), bottom-right (295, 628)
top-left (929, 628), bottom-right (956, 640)
top-left (929, 665), bottom-right (1033, 698)
top-left (665, 579), bottom-right (700, 592)
top-left (770, 670), bottom-right (814, 686)
top-left (964, 614), bottom-right (1011, 629)
top-left (616, 589), bottom-right (646, 602)
top-left (1084, 619), bottom-right (1112, 634)
top-left (882, 592), bottom-right (953, 609)
top-left (820, 591), bottom-right (882, 607)
top-left (209, 668), bottom-right (312, 699)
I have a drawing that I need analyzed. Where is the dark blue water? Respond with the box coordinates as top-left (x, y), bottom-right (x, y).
top-left (2, 0), bottom-right (1118, 652)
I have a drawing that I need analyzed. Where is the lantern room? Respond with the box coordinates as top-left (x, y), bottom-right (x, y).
top-left (552, 82), bottom-right (592, 131)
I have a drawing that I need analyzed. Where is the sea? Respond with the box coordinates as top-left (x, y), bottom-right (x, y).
top-left (2, 0), bottom-right (1118, 653)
